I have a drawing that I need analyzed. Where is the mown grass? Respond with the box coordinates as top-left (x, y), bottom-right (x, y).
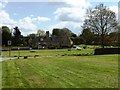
top-left (2, 53), bottom-right (118, 88)
top-left (2, 49), bottom-right (94, 57)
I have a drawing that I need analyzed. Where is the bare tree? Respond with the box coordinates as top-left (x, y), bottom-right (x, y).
top-left (83, 4), bottom-right (118, 48)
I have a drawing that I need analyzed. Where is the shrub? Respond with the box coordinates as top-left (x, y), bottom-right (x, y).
top-left (24, 56), bottom-right (28, 59)
top-left (94, 48), bottom-right (120, 55)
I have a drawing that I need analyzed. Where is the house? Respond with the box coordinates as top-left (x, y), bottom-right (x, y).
top-left (34, 31), bottom-right (73, 49)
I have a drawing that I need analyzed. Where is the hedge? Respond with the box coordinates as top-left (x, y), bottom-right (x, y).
top-left (94, 48), bottom-right (120, 55)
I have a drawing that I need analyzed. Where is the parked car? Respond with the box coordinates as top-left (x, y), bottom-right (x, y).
top-left (72, 45), bottom-right (82, 50)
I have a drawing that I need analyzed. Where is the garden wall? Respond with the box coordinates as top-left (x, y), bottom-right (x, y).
top-left (94, 48), bottom-right (120, 55)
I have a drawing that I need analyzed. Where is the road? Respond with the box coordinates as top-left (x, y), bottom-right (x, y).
top-left (0, 57), bottom-right (10, 62)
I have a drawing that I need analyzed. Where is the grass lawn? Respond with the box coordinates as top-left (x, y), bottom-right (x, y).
top-left (2, 49), bottom-right (94, 57)
top-left (1, 49), bottom-right (118, 88)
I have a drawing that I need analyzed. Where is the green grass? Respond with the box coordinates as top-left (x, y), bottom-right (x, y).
top-left (2, 49), bottom-right (94, 57)
top-left (1, 52), bottom-right (118, 88)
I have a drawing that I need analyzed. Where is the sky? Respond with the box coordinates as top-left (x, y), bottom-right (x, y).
top-left (0, 0), bottom-right (119, 36)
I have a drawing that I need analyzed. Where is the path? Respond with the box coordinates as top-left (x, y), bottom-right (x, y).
top-left (0, 57), bottom-right (10, 62)
top-left (0, 56), bottom-right (53, 62)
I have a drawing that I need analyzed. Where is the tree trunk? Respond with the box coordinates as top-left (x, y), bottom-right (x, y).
top-left (101, 34), bottom-right (104, 48)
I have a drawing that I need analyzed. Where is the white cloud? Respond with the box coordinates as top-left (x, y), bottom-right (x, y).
top-left (63, 0), bottom-right (91, 8)
top-left (109, 6), bottom-right (118, 13)
top-left (54, 7), bottom-right (86, 22)
top-left (54, 21), bottom-right (81, 29)
top-left (0, 1), bottom-right (8, 10)
top-left (0, 10), bottom-right (34, 35)
top-left (18, 19), bottom-right (37, 35)
top-left (17, 16), bottom-right (50, 35)
top-left (109, 6), bottom-right (118, 18)
top-left (54, 0), bottom-right (91, 22)
top-left (47, 21), bottom-right (82, 35)
top-left (1, 1), bottom-right (119, 36)
top-left (0, 14), bottom-right (51, 35)
top-left (0, 1), bottom-right (51, 36)
top-left (0, 11), bottom-right (37, 35)
top-left (0, 3), bottom-right (4, 9)
top-left (33, 16), bottom-right (51, 22)
top-left (49, 0), bottom-right (91, 34)
top-left (52, 1), bottom-right (119, 35)
top-left (0, 10), bottom-right (17, 26)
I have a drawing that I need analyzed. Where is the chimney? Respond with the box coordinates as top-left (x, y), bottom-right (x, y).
top-left (46, 31), bottom-right (49, 38)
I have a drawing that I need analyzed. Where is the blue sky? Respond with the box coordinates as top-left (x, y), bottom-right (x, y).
top-left (0, 0), bottom-right (119, 36)
top-left (4, 2), bottom-right (60, 29)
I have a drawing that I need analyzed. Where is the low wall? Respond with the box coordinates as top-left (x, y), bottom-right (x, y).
top-left (94, 48), bottom-right (120, 55)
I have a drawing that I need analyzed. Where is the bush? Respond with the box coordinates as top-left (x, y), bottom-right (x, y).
top-left (68, 48), bottom-right (71, 51)
top-left (30, 50), bottom-right (36, 53)
top-left (94, 48), bottom-right (120, 55)
top-left (24, 56), bottom-right (28, 59)
top-left (34, 55), bottom-right (39, 58)
top-left (83, 46), bottom-right (87, 49)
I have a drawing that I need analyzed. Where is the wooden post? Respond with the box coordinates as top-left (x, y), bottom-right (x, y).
top-left (8, 41), bottom-right (11, 57)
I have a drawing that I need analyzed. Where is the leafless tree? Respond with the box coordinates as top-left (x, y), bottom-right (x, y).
top-left (83, 4), bottom-right (118, 48)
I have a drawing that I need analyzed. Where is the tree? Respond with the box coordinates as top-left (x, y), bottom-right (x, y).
top-left (13, 26), bottom-right (21, 37)
top-left (2, 26), bottom-right (11, 46)
top-left (83, 4), bottom-right (118, 48)
top-left (81, 28), bottom-right (94, 45)
top-left (52, 28), bottom-right (61, 36)
top-left (52, 28), bottom-right (73, 36)
top-left (117, 25), bottom-right (120, 47)
top-left (13, 26), bottom-right (22, 46)
top-left (27, 33), bottom-right (36, 47)
top-left (70, 33), bottom-right (77, 38)
top-left (108, 32), bottom-right (118, 46)
top-left (61, 28), bottom-right (73, 36)
top-left (92, 34), bottom-right (101, 45)
top-left (28, 33), bottom-right (36, 39)
top-left (36, 30), bottom-right (45, 38)
top-left (71, 36), bottom-right (83, 45)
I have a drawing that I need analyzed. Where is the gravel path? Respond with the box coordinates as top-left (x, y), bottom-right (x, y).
top-left (0, 57), bottom-right (10, 62)
top-left (0, 56), bottom-right (53, 62)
